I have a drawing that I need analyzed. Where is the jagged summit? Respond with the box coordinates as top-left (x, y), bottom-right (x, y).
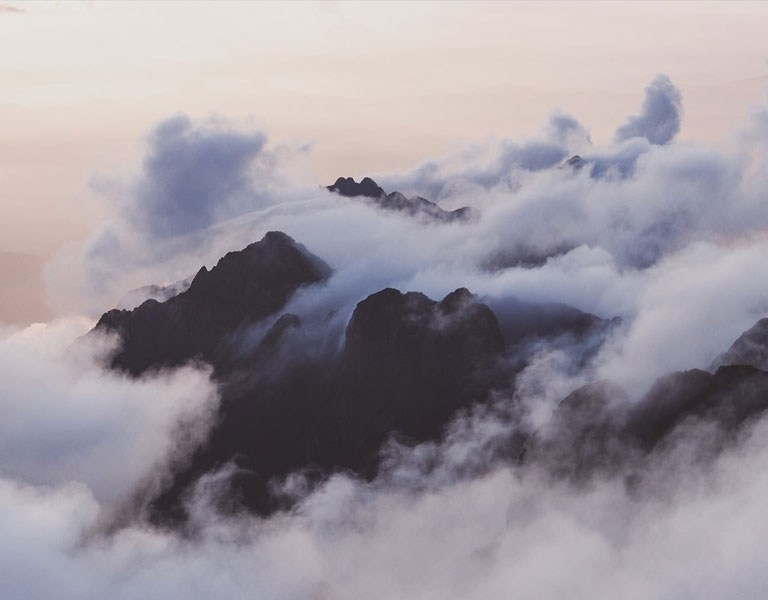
top-left (328, 176), bottom-right (385, 198)
top-left (94, 231), bottom-right (331, 376)
top-left (439, 287), bottom-right (475, 314)
top-left (185, 230), bottom-right (331, 300)
top-left (90, 233), bottom-right (621, 525)
top-left (82, 219), bottom-right (768, 532)
top-left (92, 229), bottom-right (768, 528)
top-left (326, 176), bottom-right (477, 223)
top-left (144, 284), bottom-right (510, 523)
top-left (343, 287), bottom-right (504, 373)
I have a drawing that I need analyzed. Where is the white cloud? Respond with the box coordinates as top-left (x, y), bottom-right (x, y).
top-left (11, 75), bottom-right (768, 598)
top-left (0, 320), bottom-right (217, 503)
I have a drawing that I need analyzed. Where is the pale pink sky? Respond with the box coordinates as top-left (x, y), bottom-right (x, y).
top-left (1, 0), bottom-right (767, 261)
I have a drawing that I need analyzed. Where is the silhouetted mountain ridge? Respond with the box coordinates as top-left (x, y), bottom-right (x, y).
top-left (95, 231), bottom-right (331, 376)
top-left (88, 230), bottom-right (768, 528)
top-left (327, 176), bottom-right (477, 223)
top-left (141, 284), bottom-right (510, 523)
top-left (523, 360), bottom-right (768, 482)
top-left (92, 232), bottom-right (618, 525)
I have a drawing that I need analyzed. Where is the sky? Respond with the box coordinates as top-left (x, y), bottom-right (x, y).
top-left (1, 1), bottom-right (768, 264)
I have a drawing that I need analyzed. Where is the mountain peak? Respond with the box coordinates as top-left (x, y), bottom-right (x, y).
top-left (327, 177), bottom-right (477, 224)
top-left (439, 287), bottom-right (475, 314)
top-left (94, 231), bottom-right (331, 376)
top-left (262, 230), bottom-right (295, 244)
top-left (327, 176), bottom-right (385, 198)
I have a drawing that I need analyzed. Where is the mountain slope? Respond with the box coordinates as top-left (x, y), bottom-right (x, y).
top-left (90, 232), bottom-right (620, 525)
top-left (145, 285), bottom-right (508, 523)
top-left (95, 231), bottom-right (331, 376)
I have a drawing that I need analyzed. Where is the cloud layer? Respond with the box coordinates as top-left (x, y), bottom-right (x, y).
top-left (8, 74), bottom-right (768, 598)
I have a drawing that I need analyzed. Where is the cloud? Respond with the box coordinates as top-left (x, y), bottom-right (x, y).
top-left (377, 76), bottom-right (683, 200)
top-left (132, 115), bottom-right (267, 239)
top-left (13, 72), bottom-right (768, 598)
top-left (376, 111), bottom-right (590, 200)
top-left (0, 320), bottom-right (217, 504)
top-left (615, 74), bottom-right (683, 145)
top-left (46, 77), bottom-right (768, 405)
top-left (47, 115), bottom-right (315, 315)
top-left (4, 398), bottom-right (768, 599)
top-left (594, 240), bottom-right (768, 393)
top-left (48, 76), bottom-right (690, 318)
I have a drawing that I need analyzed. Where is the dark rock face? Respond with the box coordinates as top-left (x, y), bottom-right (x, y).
top-left (487, 296), bottom-right (622, 374)
top-left (90, 232), bottom-right (625, 525)
top-left (327, 176), bottom-right (385, 199)
top-left (374, 191), bottom-right (478, 223)
top-left (521, 380), bottom-right (630, 480)
top-left (94, 231), bottom-right (331, 376)
top-left (91, 230), bottom-right (542, 525)
top-left (524, 364), bottom-right (768, 480)
top-left (324, 288), bottom-right (506, 456)
top-left (92, 225), bottom-right (768, 530)
top-left (97, 228), bottom-right (768, 526)
top-left (144, 285), bottom-right (508, 524)
top-left (488, 297), bottom-right (611, 344)
top-left (626, 365), bottom-right (768, 449)
top-left (327, 176), bottom-right (476, 223)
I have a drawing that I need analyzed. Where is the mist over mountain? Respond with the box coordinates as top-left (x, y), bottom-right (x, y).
top-left (327, 176), bottom-right (477, 223)
top-left (92, 230), bottom-right (619, 525)
top-left (95, 231), bottom-right (331, 377)
top-left (6, 73), bottom-right (768, 598)
top-left (86, 220), bottom-right (768, 531)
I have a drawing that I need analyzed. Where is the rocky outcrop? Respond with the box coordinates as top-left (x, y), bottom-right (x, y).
top-left (323, 287), bottom-right (506, 456)
top-left (327, 176), bottom-right (476, 223)
top-left (327, 176), bottom-right (385, 199)
top-left (91, 233), bottom-right (621, 525)
top-left (145, 285), bottom-right (509, 524)
top-left (523, 364), bottom-right (768, 481)
top-left (94, 231), bottom-right (331, 376)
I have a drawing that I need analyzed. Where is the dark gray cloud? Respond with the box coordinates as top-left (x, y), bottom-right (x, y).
top-left (377, 112), bottom-right (588, 199)
top-left (47, 115), bottom-right (314, 314)
top-left (615, 74), bottom-right (683, 145)
top-left (378, 75), bottom-right (684, 200)
top-left (133, 115), bottom-right (267, 239)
